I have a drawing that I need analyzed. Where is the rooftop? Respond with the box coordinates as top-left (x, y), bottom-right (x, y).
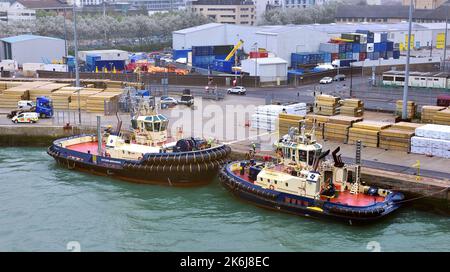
top-left (173, 23), bottom-right (225, 34)
top-left (0, 34), bottom-right (63, 44)
top-left (15, 0), bottom-right (70, 9)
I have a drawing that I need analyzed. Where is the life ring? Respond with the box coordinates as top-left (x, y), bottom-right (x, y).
top-left (269, 185), bottom-right (275, 190)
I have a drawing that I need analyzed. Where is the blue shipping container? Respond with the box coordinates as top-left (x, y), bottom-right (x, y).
top-left (380, 33), bottom-right (388, 42)
top-left (352, 43), bottom-right (360, 53)
top-left (386, 41), bottom-right (394, 51)
top-left (346, 52), bottom-right (353, 59)
top-left (173, 49), bottom-right (191, 61)
top-left (339, 44), bottom-right (346, 53)
top-left (346, 43), bottom-right (352, 52)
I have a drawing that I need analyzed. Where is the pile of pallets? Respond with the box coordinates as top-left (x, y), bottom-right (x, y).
top-left (432, 107), bottom-right (450, 126)
top-left (324, 115), bottom-right (363, 143)
top-left (51, 87), bottom-right (80, 110)
top-left (313, 95), bottom-right (340, 116)
top-left (379, 122), bottom-right (424, 152)
top-left (339, 99), bottom-right (364, 117)
top-left (305, 114), bottom-right (329, 139)
top-left (348, 121), bottom-right (392, 148)
top-left (278, 113), bottom-right (305, 136)
top-left (395, 100), bottom-right (416, 119)
top-left (421, 105), bottom-right (446, 123)
top-left (86, 91), bottom-right (121, 113)
top-left (69, 88), bottom-right (103, 110)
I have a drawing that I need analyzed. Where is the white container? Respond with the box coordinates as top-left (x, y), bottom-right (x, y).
top-left (366, 43), bottom-right (374, 53)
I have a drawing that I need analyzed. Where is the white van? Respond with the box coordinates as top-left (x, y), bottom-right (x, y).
top-left (12, 112), bottom-right (39, 123)
top-left (17, 100), bottom-right (35, 110)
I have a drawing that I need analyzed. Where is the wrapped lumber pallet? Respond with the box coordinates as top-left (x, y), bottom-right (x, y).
top-left (51, 87), bottom-right (80, 110)
top-left (395, 100), bottom-right (416, 119)
top-left (69, 88), bottom-right (103, 110)
top-left (86, 91), bottom-right (121, 114)
top-left (324, 115), bottom-right (363, 143)
top-left (432, 108), bottom-right (450, 126)
top-left (313, 94), bottom-right (340, 116)
top-left (411, 124), bottom-right (450, 158)
top-left (421, 105), bottom-right (445, 123)
top-left (29, 83), bottom-right (69, 101)
top-left (105, 81), bottom-right (123, 89)
top-left (252, 104), bottom-right (306, 131)
top-left (340, 99), bottom-right (364, 117)
top-left (278, 113), bottom-right (305, 136)
top-left (348, 121), bottom-right (392, 148)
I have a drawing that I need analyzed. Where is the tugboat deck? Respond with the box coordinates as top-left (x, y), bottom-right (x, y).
top-left (67, 141), bottom-right (105, 155)
top-left (231, 169), bottom-right (386, 207)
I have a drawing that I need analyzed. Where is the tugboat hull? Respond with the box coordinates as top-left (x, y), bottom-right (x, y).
top-left (47, 135), bottom-right (231, 186)
top-left (218, 163), bottom-right (405, 224)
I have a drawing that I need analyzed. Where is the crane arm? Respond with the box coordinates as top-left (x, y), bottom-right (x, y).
top-left (225, 39), bottom-right (244, 61)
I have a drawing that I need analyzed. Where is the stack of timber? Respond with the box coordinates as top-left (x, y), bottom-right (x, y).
top-left (379, 122), bottom-right (424, 152)
top-left (324, 115), bottom-right (363, 143)
top-left (339, 99), bottom-right (364, 117)
top-left (29, 83), bottom-right (69, 101)
top-left (348, 121), bottom-right (392, 148)
top-left (411, 124), bottom-right (450, 158)
top-left (0, 81), bottom-right (47, 108)
top-left (86, 91), bottom-right (122, 113)
top-left (0, 81), bottom-right (22, 92)
top-left (421, 105), bottom-right (446, 123)
top-left (313, 95), bottom-right (340, 116)
top-left (105, 81), bottom-right (123, 89)
top-left (395, 100), bottom-right (416, 119)
top-left (69, 88), bottom-right (103, 110)
top-left (432, 107), bottom-right (450, 126)
top-left (278, 113), bottom-right (305, 136)
top-left (51, 87), bottom-right (80, 110)
top-left (305, 114), bottom-right (329, 139)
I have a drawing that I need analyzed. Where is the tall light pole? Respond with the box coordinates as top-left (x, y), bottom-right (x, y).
top-left (402, 0), bottom-right (413, 120)
top-left (73, 1), bottom-right (81, 124)
top-left (63, 8), bottom-right (68, 72)
top-left (443, 8), bottom-right (448, 71)
top-left (253, 42), bottom-right (258, 88)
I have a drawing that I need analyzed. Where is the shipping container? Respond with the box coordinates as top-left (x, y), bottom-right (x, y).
top-left (367, 52), bottom-right (375, 60)
top-left (249, 51), bottom-right (269, 58)
top-left (367, 43), bottom-right (374, 53)
top-left (331, 53), bottom-right (339, 61)
top-left (373, 52), bottom-right (380, 60)
top-left (346, 43), bottom-right (353, 52)
top-left (352, 43), bottom-right (360, 53)
top-left (339, 44), bottom-right (346, 53)
top-left (360, 44), bottom-right (367, 53)
top-left (386, 41), bottom-right (394, 51)
top-left (173, 49), bottom-right (191, 61)
top-left (359, 52), bottom-right (367, 61)
top-left (352, 53), bottom-right (360, 60)
top-left (339, 53), bottom-right (346, 59)
top-left (346, 52), bottom-right (353, 59)
top-left (213, 59), bottom-right (234, 73)
top-left (386, 51), bottom-right (394, 59)
top-left (356, 30), bottom-right (374, 43)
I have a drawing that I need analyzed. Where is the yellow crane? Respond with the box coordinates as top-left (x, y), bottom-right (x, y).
top-left (225, 39), bottom-right (244, 61)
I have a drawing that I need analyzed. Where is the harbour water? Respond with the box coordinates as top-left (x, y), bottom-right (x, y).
top-left (0, 147), bottom-right (449, 252)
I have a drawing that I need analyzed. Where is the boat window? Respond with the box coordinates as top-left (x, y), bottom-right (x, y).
top-left (260, 177), bottom-right (263, 182)
top-left (160, 120), bottom-right (168, 131)
top-left (308, 151), bottom-right (315, 166)
top-left (144, 122), bottom-right (154, 132)
top-left (274, 180), bottom-right (277, 184)
top-left (299, 150), bottom-right (307, 162)
top-left (285, 183), bottom-right (289, 187)
top-left (154, 122), bottom-right (161, 132)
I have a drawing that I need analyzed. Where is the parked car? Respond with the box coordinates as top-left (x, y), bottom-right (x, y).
top-left (319, 77), bottom-right (333, 84)
top-left (160, 96), bottom-right (178, 106)
top-left (334, 74), bottom-right (346, 81)
top-left (227, 86), bottom-right (247, 95)
top-left (11, 112), bottom-right (39, 124)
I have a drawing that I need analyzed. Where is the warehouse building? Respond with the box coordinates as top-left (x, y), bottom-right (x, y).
top-left (173, 23), bottom-right (329, 66)
top-left (0, 34), bottom-right (65, 66)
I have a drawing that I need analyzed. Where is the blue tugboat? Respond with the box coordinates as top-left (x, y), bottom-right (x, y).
top-left (218, 125), bottom-right (404, 224)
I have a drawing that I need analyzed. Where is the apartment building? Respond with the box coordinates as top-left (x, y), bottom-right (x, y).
top-left (191, 0), bottom-right (256, 25)
top-left (0, 1), bottom-right (36, 22)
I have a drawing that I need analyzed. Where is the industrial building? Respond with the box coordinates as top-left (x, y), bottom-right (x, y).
top-left (174, 22), bottom-right (450, 62)
top-left (0, 34), bottom-right (65, 66)
top-left (241, 57), bottom-right (288, 83)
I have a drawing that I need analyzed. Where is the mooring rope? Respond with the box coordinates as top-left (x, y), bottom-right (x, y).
top-left (394, 187), bottom-right (450, 204)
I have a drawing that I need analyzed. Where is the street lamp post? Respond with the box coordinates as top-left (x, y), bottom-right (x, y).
top-left (73, 2), bottom-right (81, 124)
top-left (443, 9), bottom-right (448, 71)
top-left (401, 0), bottom-right (413, 120)
top-left (253, 42), bottom-right (258, 88)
